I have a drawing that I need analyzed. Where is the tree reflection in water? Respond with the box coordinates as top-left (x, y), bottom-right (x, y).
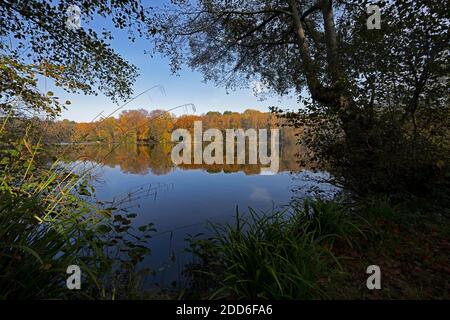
top-left (62, 142), bottom-right (301, 176)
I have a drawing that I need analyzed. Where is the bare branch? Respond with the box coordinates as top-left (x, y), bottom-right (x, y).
top-left (219, 8), bottom-right (292, 16)
top-left (300, 2), bottom-right (322, 21)
top-left (234, 14), bottom-right (279, 43)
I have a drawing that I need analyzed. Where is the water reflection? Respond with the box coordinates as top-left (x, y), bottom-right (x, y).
top-left (61, 142), bottom-right (300, 175)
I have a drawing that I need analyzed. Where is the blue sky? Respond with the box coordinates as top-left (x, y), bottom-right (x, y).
top-left (45, 2), bottom-right (299, 122)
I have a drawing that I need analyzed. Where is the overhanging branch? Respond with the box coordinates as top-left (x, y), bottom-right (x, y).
top-left (300, 2), bottom-right (322, 21)
top-left (235, 14), bottom-right (279, 43)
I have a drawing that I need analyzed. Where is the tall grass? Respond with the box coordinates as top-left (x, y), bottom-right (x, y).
top-left (0, 117), bottom-right (155, 299)
top-left (184, 198), bottom-right (365, 299)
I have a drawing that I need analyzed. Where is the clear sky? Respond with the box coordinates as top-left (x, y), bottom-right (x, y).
top-left (44, 2), bottom-right (299, 122)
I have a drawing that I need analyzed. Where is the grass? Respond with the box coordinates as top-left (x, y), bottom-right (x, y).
top-left (0, 118), bottom-right (157, 299)
top-left (183, 196), bottom-right (450, 300)
top-left (184, 198), bottom-right (366, 299)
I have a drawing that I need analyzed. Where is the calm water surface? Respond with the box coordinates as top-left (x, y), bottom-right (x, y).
top-left (64, 143), bottom-right (335, 285)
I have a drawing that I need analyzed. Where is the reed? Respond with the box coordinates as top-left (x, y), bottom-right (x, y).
top-left (0, 117), bottom-right (155, 299)
top-left (184, 198), bottom-right (365, 299)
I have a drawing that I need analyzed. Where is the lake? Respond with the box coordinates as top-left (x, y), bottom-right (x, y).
top-left (63, 143), bottom-right (336, 286)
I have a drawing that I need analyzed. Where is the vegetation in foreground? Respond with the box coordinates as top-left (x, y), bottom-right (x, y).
top-left (0, 117), bottom-right (162, 299)
top-left (183, 196), bottom-right (450, 299)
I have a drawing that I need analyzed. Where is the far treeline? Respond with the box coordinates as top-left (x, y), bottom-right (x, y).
top-left (42, 109), bottom-right (299, 144)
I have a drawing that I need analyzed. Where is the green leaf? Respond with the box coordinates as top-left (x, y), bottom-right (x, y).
top-left (97, 225), bottom-right (112, 233)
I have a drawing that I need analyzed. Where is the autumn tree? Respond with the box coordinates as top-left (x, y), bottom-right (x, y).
top-left (44, 118), bottom-right (76, 142)
top-left (73, 122), bottom-right (96, 141)
top-left (117, 109), bottom-right (150, 142)
top-left (147, 109), bottom-right (175, 143)
top-left (174, 115), bottom-right (203, 133)
top-left (97, 117), bottom-right (117, 143)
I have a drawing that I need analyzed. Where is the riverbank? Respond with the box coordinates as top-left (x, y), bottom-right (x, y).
top-left (181, 195), bottom-right (450, 299)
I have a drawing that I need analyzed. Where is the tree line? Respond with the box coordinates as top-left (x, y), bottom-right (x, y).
top-left (43, 109), bottom-right (299, 144)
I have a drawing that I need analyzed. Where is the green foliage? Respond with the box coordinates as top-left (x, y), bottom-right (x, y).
top-left (0, 114), bottom-right (156, 299)
top-left (184, 196), bottom-right (450, 299)
top-left (273, 104), bottom-right (450, 196)
top-left (0, 0), bottom-right (163, 300)
top-left (0, 56), bottom-right (67, 116)
top-left (184, 199), bottom-right (364, 299)
top-left (0, 0), bottom-right (156, 101)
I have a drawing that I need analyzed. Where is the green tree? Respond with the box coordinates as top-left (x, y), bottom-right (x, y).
top-left (152, 0), bottom-right (449, 194)
top-left (1, 0), bottom-right (155, 107)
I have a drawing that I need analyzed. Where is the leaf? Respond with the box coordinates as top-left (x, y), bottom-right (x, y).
top-left (99, 209), bottom-right (113, 217)
top-left (97, 225), bottom-right (112, 233)
top-left (137, 225), bottom-right (147, 232)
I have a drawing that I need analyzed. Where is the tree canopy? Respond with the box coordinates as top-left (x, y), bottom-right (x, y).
top-left (1, 0), bottom-right (156, 110)
top-left (152, 0), bottom-right (449, 194)
top-left (152, 0), bottom-right (448, 114)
